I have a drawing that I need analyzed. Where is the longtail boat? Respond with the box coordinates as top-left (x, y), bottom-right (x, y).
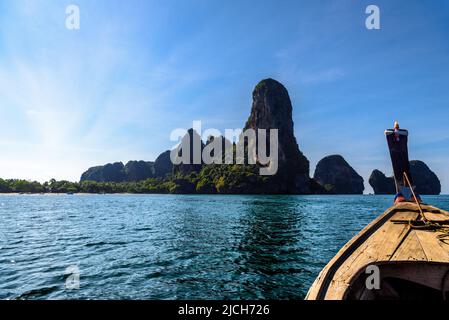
top-left (306, 122), bottom-right (449, 300)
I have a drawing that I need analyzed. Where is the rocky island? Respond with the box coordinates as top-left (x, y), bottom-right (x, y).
top-left (79, 78), bottom-right (316, 194)
top-left (313, 155), bottom-right (365, 194)
top-left (369, 160), bottom-right (441, 195)
top-left (0, 79), bottom-right (441, 195)
top-left (80, 159), bottom-right (172, 182)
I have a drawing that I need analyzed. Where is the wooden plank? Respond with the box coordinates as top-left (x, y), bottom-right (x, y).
top-left (393, 211), bottom-right (418, 221)
top-left (422, 211), bottom-right (449, 222)
top-left (390, 230), bottom-right (427, 261)
top-left (396, 202), bottom-right (446, 215)
top-left (323, 210), bottom-right (418, 299)
top-left (336, 210), bottom-right (415, 278)
top-left (306, 202), bottom-right (449, 300)
top-left (391, 205), bottom-right (449, 224)
top-left (415, 230), bottom-right (449, 263)
top-left (306, 204), bottom-right (401, 300)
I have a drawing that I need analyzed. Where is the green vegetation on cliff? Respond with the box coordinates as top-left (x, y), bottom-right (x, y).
top-left (0, 163), bottom-right (270, 194)
top-left (0, 177), bottom-right (170, 194)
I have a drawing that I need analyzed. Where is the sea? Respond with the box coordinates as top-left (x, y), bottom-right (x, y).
top-left (1, 194), bottom-right (448, 300)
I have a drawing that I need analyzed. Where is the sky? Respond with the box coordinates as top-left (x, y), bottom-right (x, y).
top-left (0, 0), bottom-right (448, 193)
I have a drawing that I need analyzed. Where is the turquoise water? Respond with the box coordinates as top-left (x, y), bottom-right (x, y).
top-left (0, 194), bottom-right (448, 300)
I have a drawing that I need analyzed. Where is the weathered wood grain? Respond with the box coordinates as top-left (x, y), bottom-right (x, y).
top-left (306, 202), bottom-right (449, 300)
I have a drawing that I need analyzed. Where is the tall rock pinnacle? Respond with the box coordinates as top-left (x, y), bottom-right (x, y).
top-left (244, 78), bottom-right (311, 193)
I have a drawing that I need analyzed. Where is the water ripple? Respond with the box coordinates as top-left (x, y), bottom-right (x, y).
top-left (0, 194), bottom-right (448, 299)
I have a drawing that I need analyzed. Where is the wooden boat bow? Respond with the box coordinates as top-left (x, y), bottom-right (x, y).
top-left (306, 202), bottom-right (449, 300)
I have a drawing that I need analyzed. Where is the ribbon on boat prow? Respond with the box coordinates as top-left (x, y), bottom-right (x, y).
top-left (385, 121), bottom-right (421, 204)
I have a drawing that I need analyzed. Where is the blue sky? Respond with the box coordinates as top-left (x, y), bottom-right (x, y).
top-left (0, 0), bottom-right (448, 193)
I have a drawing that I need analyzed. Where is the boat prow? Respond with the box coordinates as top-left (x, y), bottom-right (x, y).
top-left (306, 202), bottom-right (449, 300)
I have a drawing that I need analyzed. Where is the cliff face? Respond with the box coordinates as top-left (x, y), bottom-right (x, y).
top-left (313, 155), bottom-right (364, 194)
top-left (243, 78), bottom-right (311, 194)
top-left (80, 150), bottom-right (173, 182)
top-left (125, 161), bottom-right (155, 181)
top-left (410, 161), bottom-right (441, 195)
top-left (78, 79), bottom-right (321, 194)
top-left (172, 128), bottom-right (205, 175)
top-left (369, 160), bottom-right (441, 195)
top-left (368, 169), bottom-right (396, 195)
top-left (154, 150), bottom-right (173, 178)
top-left (204, 136), bottom-right (234, 164)
top-left (80, 162), bottom-right (128, 182)
top-left (81, 79), bottom-right (403, 195)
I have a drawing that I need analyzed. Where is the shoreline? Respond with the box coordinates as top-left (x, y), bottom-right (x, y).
top-left (0, 192), bottom-right (447, 196)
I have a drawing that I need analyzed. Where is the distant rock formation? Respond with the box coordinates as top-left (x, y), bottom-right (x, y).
top-left (153, 150), bottom-right (173, 178)
top-left (369, 160), bottom-right (441, 195)
top-left (410, 160), bottom-right (441, 195)
top-left (172, 128), bottom-right (205, 175)
top-left (368, 170), bottom-right (395, 195)
top-left (313, 155), bottom-right (364, 194)
top-left (80, 162), bottom-right (127, 183)
top-left (125, 161), bottom-right (155, 181)
top-left (81, 79), bottom-right (392, 195)
top-left (80, 150), bottom-right (174, 182)
top-left (78, 79), bottom-right (321, 194)
top-left (204, 136), bottom-right (234, 164)
top-left (243, 78), bottom-right (311, 194)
